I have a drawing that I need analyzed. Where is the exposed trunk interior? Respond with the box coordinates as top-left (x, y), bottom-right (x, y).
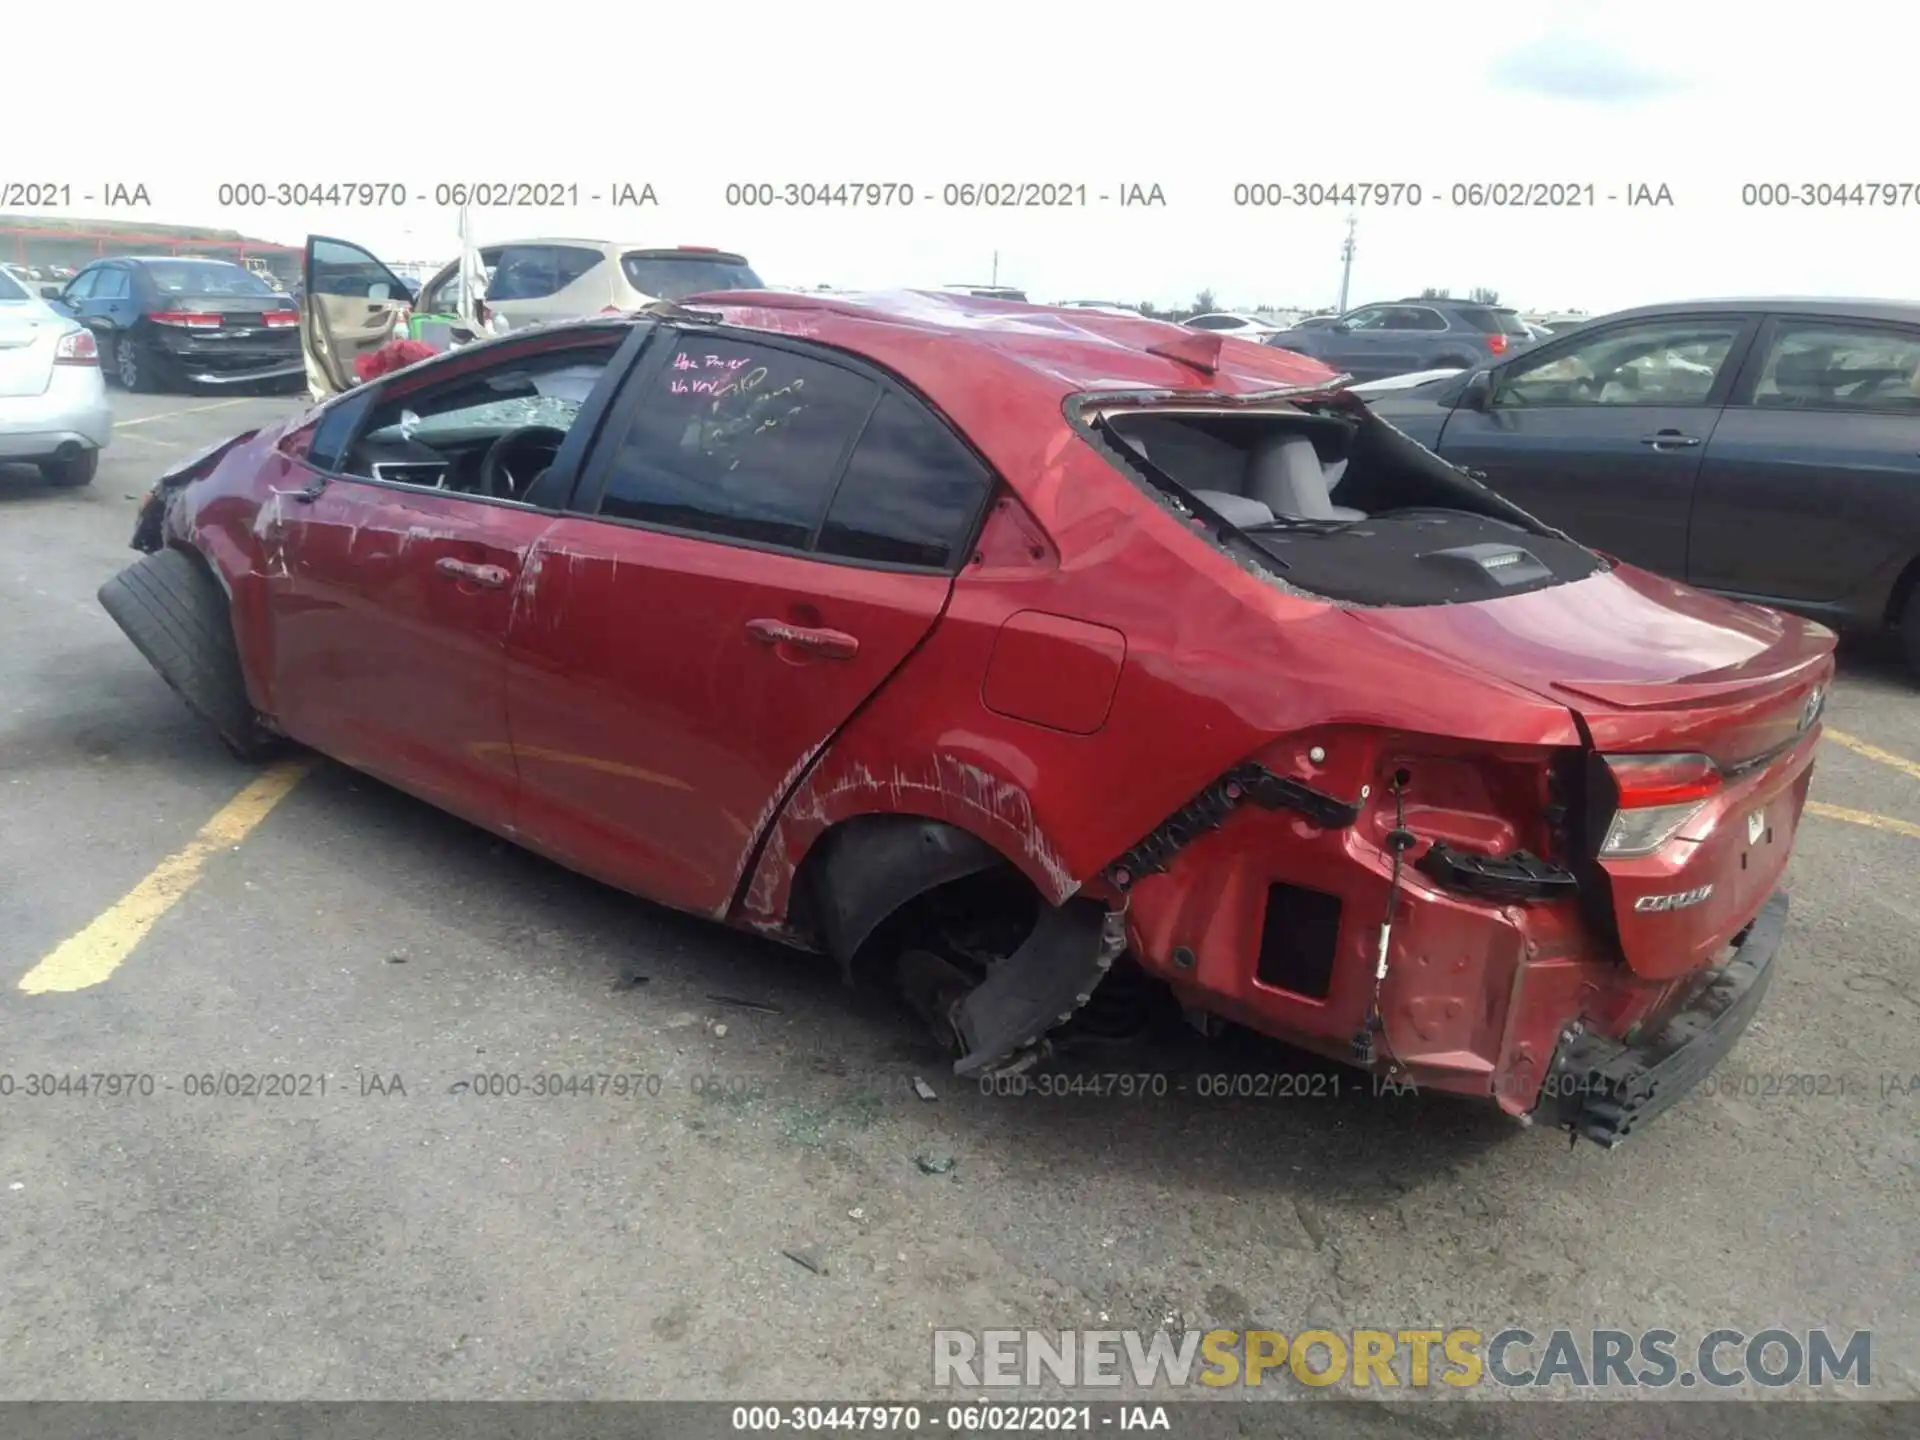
top-left (1095, 397), bottom-right (1608, 606)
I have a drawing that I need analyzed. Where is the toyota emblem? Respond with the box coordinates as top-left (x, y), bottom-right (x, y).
top-left (1799, 686), bottom-right (1824, 732)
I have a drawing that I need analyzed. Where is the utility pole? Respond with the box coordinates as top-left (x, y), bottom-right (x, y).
top-left (991, 250), bottom-right (999, 285)
top-left (1336, 215), bottom-right (1357, 313)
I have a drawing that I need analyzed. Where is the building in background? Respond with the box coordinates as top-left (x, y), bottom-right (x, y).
top-left (0, 215), bottom-right (302, 288)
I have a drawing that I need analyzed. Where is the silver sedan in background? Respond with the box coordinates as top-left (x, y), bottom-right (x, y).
top-left (0, 267), bottom-right (111, 486)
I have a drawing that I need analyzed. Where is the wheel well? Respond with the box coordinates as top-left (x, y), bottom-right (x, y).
top-left (788, 814), bottom-right (1035, 982)
top-left (1884, 552), bottom-right (1920, 627)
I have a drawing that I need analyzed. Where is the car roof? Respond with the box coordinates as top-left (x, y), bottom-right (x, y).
top-left (672, 288), bottom-right (1338, 485)
top-left (108, 255), bottom-right (250, 266)
top-left (1596, 296), bottom-right (1920, 324)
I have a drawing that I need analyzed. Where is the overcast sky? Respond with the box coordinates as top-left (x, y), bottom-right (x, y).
top-left (8, 1), bottom-right (1916, 314)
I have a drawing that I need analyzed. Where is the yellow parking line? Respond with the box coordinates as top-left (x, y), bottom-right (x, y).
top-left (112, 398), bottom-right (253, 429)
top-left (17, 759), bottom-right (313, 995)
top-left (1825, 728), bottom-right (1920, 784)
top-left (1806, 801), bottom-right (1920, 841)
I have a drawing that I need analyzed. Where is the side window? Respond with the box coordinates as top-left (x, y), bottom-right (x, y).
top-left (92, 268), bottom-right (130, 300)
top-left (1748, 323), bottom-right (1920, 413)
top-left (1187, 315), bottom-right (1235, 330)
top-left (485, 245), bottom-right (604, 302)
top-left (306, 390), bottom-right (375, 473)
top-left (1493, 319), bottom-right (1744, 408)
top-left (1405, 307), bottom-right (1450, 332)
top-left (310, 238), bottom-right (406, 301)
top-left (63, 269), bottom-right (99, 301)
top-left (340, 339), bottom-right (624, 497)
top-left (818, 392), bottom-right (992, 568)
top-left (597, 337), bottom-right (878, 549)
top-left (1341, 307), bottom-right (1390, 331)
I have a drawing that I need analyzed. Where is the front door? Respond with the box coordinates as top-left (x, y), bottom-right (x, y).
top-left (266, 328), bottom-right (634, 830)
top-left (505, 329), bottom-right (992, 916)
top-left (1432, 313), bottom-right (1758, 575)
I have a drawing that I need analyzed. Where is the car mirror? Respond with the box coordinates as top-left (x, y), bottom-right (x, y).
top-left (1330, 320), bottom-right (1352, 333)
top-left (1457, 369), bottom-right (1495, 411)
top-left (41, 286), bottom-right (63, 301)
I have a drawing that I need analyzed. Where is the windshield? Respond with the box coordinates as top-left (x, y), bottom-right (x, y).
top-left (145, 262), bottom-right (281, 298)
top-left (0, 270), bottom-right (27, 302)
top-left (620, 254), bottom-right (763, 299)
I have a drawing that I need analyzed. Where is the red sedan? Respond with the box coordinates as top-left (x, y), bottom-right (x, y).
top-left (102, 288), bottom-right (1836, 1147)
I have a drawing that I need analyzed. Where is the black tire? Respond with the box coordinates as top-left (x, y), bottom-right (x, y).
top-left (1903, 587), bottom-right (1920, 682)
top-left (97, 548), bottom-right (281, 760)
top-left (38, 448), bottom-right (98, 487)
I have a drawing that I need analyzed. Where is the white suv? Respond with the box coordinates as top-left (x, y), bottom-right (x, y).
top-left (418, 240), bottom-right (763, 330)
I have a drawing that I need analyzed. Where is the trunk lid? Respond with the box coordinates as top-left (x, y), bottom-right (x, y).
top-left (1350, 564), bottom-right (1837, 978)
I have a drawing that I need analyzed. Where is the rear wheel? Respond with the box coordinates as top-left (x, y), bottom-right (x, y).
top-left (96, 548), bottom-right (282, 760)
top-left (113, 335), bottom-right (155, 392)
top-left (38, 448), bottom-right (97, 487)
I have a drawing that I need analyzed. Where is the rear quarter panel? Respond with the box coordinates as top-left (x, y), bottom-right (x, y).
top-left (740, 434), bottom-right (1583, 926)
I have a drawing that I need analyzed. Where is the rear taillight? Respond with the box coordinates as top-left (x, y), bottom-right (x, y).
top-left (150, 311), bottom-right (220, 328)
top-left (263, 310), bottom-right (297, 327)
top-left (54, 329), bottom-right (98, 365)
top-left (1486, 334), bottom-right (1510, 354)
top-left (1597, 753), bottom-right (1721, 857)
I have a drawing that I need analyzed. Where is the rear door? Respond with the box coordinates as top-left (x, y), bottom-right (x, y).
top-left (301, 235), bottom-right (414, 398)
top-left (1687, 314), bottom-right (1920, 607)
top-left (505, 328), bottom-right (992, 916)
top-left (1431, 312), bottom-right (1759, 576)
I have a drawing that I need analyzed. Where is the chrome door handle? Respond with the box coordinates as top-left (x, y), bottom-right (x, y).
top-left (435, 557), bottom-right (511, 588)
top-left (1639, 432), bottom-right (1701, 448)
top-left (745, 618), bottom-right (860, 659)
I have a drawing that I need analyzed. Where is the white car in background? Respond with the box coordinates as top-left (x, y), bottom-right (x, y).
top-left (1181, 311), bottom-right (1285, 341)
top-left (0, 266), bottom-right (110, 487)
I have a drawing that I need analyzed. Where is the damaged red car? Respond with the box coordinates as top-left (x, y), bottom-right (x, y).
top-left (101, 291), bottom-right (1836, 1147)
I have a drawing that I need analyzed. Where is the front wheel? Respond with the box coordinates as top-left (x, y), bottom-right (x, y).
top-left (38, 448), bottom-right (98, 487)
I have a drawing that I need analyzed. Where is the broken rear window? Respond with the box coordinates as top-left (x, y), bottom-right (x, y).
top-left (1092, 401), bottom-right (1606, 607)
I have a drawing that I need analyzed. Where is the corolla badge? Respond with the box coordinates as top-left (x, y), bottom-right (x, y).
top-left (1636, 884), bottom-right (1715, 913)
top-left (1799, 685), bottom-right (1825, 732)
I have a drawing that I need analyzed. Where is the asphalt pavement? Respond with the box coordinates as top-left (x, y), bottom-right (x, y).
top-left (1, 389), bottom-right (1916, 1407)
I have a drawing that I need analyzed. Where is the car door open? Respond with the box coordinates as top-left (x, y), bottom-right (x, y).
top-left (504, 330), bottom-right (992, 917)
top-left (301, 235), bottom-right (416, 399)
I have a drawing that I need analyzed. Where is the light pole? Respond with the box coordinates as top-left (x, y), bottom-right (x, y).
top-left (1336, 214), bottom-right (1357, 313)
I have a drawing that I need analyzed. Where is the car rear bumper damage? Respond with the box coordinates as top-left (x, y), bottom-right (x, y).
top-left (1529, 890), bottom-right (1787, 1147)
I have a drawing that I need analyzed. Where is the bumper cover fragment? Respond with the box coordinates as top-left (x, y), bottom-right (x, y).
top-left (1532, 891), bottom-right (1788, 1147)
